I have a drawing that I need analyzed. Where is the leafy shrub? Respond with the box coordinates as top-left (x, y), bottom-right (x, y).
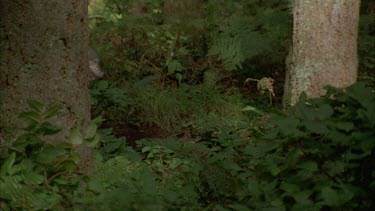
top-left (0, 101), bottom-right (82, 210)
top-left (130, 83), bottom-right (246, 131)
top-left (91, 78), bottom-right (247, 131)
top-left (74, 142), bottom-right (201, 211)
top-left (90, 80), bottom-right (130, 120)
top-left (243, 83), bottom-right (375, 210)
top-left (88, 0), bottom-right (292, 83)
top-left (0, 101), bottom-right (103, 210)
top-left (119, 83), bottom-right (375, 210)
top-left (207, 0), bottom-right (291, 71)
top-left (2, 84), bottom-right (373, 210)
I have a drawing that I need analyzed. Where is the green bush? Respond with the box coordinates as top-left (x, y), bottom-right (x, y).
top-left (91, 78), bottom-right (247, 131)
top-left (88, 0), bottom-right (292, 82)
top-left (0, 101), bottom-right (82, 210)
top-left (2, 84), bottom-right (373, 210)
top-left (112, 83), bottom-right (375, 210)
top-left (88, 83), bottom-right (374, 210)
top-left (242, 83), bottom-right (375, 210)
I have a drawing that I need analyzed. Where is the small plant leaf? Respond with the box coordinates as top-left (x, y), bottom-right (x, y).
top-left (85, 134), bottom-right (101, 147)
top-left (24, 172), bottom-right (44, 185)
top-left (69, 126), bottom-right (83, 145)
top-left (0, 152), bottom-right (16, 176)
top-left (142, 146), bottom-right (151, 153)
top-left (36, 145), bottom-right (67, 164)
top-left (27, 100), bottom-right (45, 112)
top-left (44, 104), bottom-right (62, 118)
top-left (321, 187), bottom-right (340, 206)
top-left (37, 122), bottom-right (62, 135)
top-left (18, 111), bottom-right (41, 123)
top-left (299, 161), bottom-right (318, 172)
top-left (242, 105), bottom-right (263, 114)
top-left (85, 121), bottom-right (98, 139)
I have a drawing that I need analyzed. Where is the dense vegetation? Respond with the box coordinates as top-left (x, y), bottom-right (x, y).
top-left (1, 0), bottom-right (374, 210)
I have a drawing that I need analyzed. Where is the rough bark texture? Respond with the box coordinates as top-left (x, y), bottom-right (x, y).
top-left (283, 0), bottom-right (360, 106)
top-left (0, 0), bottom-right (92, 172)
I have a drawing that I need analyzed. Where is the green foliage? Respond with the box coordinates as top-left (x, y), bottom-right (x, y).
top-left (0, 101), bottom-right (82, 210)
top-left (86, 83), bottom-right (374, 210)
top-left (130, 83), bottom-right (246, 130)
top-left (89, 0), bottom-right (292, 83)
top-left (207, 0), bottom-right (291, 71)
top-left (74, 145), bottom-right (201, 211)
top-left (91, 78), bottom-right (246, 131)
top-left (2, 85), bottom-right (374, 210)
top-left (3, 0), bottom-right (374, 209)
top-left (95, 128), bottom-right (129, 160)
top-left (0, 101), bottom-right (104, 210)
top-left (90, 80), bottom-right (129, 120)
top-left (244, 83), bottom-right (375, 210)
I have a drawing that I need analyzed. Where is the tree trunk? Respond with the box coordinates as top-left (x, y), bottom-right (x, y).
top-left (0, 0), bottom-right (92, 172)
top-left (283, 0), bottom-right (361, 106)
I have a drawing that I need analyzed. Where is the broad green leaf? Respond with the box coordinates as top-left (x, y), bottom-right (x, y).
top-left (293, 190), bottom-right (313, 205)
top-left (1, 152), bottom-right (16, 176)
top-left (167, 60), bottom-right (182, 75)
top-left (37, 122), bottom-right (62, 135)
top-left (36, 145), bottom-right (66, 164)
top-left (44, 104), bottom-right (62, 118)
top-left (247, 180), bottom-right (261, 197)
top-left (242, 105), bottom-right (264, 114)
top-left (0, 175), bottom-right (24, 199)
top-left (61, 161), bottom-right (78, 172)
top-left (152, 162), bottom-right (164, 171)
top-left (95, 80), bottom-right (109, 90)
top-left (91, 116), bottom-right (104, 124)
top-left (176, 73), bottom-right (182, 84)
top-left (271, 198), bottom-right (284, 207)
top-left (85, 121), bottom-right (98, 139)
top-left (105, 140), bottom-right (123, 153)
top-left (162, 148), bottom-right (174, 154)
top-left (142, 146), bottom-right (151, 153)
top-left (347, 82), bottom-right (373, 108)
top-left (27, 100), bottom-right (45, 112)
top-left (69, 126), bottom-right (83, 145)
top-left (270, 166), bottom-right (281, 176)
top-left (321, 187), bottom-right (340, 206)
top-left (335, 122), bottom-right (354, 132)
top-left (88, 179), bottom-right (104, 193)
top-left (284, 148), bottom-right (303, 167)
top-left (13, 134), bottom-right (43, 150)
top-left (305, 120), bottom-right (329, 134)
top-left (147, 152), bottom-right (154, 159)
top-left (18, 111), bottom-right (41, 123)
top-left (24, 172), bottom-right (44, 185)
top-left (280, 182), bottom-right (299, 193)
top-left (271, 115), bottom-right (301, 137)
top-left (298, 161), bottom-right (318, 171)
top-left (22, 120), bottom-right (39, 131)
top-left (31, 192), bottom-right (61, 210)
top-left (360, 135), bottom-right (375, 152)
top-left (316, 104), bottom-right (333, 120)
top-left (168, 158), bottom-right (184, 169)
top-left (85, 133), bottom-right (101, 147)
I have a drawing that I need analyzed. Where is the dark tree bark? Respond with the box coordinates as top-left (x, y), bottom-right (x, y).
top-left (0, 0), bottom-right (93, 172)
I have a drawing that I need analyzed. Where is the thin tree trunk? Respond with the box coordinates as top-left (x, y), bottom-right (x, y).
top-left (0, 0), bottom-right (93, 173)
top-left (283, 0), bottom-right (361, 106)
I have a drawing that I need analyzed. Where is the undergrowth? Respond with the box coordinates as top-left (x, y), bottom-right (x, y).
top-left (1, 83), bottom-right (374, 210)
top-left (91, 79), bottom-right (247, 131)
